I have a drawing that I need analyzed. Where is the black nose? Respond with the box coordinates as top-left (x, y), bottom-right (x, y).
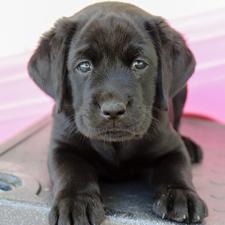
top-left (101, 102), bottom-right (126, 120)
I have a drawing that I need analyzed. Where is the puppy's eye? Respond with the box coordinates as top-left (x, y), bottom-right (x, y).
top-left (77, 61), bottom-right (91, 73)
top-left (132, 60), bottom-right (147, 70)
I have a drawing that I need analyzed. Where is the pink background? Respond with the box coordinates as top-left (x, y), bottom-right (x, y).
top-left (0, 8), bottom-right (225, 144)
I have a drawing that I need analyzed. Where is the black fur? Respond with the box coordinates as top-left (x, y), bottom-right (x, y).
top-left (28, 2), bottom-right (208, 224)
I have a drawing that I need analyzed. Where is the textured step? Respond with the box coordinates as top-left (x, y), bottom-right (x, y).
top-left (0, 116), bottom-right (224, 224)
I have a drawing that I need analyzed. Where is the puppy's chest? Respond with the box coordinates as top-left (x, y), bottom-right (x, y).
top-left (91, 140), bottom-right (150, 168)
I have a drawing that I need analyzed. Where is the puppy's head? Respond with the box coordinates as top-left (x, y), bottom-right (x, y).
top-left (66, 15), bottom-right (158, 141)
top-left (28, 4), bottom-right (195, 142)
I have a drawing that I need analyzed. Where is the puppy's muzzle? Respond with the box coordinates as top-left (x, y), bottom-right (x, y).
top-left (100, 102), bottom-right (126, 120)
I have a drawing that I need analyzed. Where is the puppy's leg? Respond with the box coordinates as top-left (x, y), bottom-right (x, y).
top-left (48, 142), bottom-right (105, 225)
top-left (152, 140), bottom-right (208, 223)
top-left (181, 136), bottom-right (203, 163)
top-left (172, 85), bottom-right (203, 163)
top-left (172, 85), bottom-right (187, 131)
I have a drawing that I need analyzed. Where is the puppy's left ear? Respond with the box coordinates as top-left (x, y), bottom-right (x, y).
top-left (28, 17), bottom-right (77, 113)
top-left (145, 17), bottom-right (196, 110)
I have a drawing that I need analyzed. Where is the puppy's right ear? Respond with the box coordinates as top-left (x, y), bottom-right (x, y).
top-left (145, 17), bottom-right (196, 111)
top-left (28, 17), bottom-right (77, 113)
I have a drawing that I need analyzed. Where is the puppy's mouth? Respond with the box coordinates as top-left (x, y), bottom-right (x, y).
top-left (93, 129), bottom-right (143, 142)
top-left (76, 110), bottom-right (151, 142)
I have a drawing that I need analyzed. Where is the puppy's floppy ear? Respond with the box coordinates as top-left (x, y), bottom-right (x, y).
top-left (28, 17), bottom-right (77, 113)
top-left (145, 17), bottom-right (196, 110)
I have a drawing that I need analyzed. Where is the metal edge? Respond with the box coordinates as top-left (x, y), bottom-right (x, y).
top-left (0, 114), bottom-right (52, 156)
top-left (182, 117), bottom-right (225, 130)
top-left (1, 115), bottom-right (224, 156)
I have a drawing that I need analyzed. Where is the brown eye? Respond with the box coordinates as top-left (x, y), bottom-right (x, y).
top-left (77, 61), bottom-right (91, 73)
top-left (132, 60), bottom-right (147, 70)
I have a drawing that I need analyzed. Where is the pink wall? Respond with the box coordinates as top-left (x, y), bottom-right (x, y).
top-left (0, 8), bottom-right (224, 144)
top-left (0, 53), bottom-right (54, 143)
top-left (170, 8), bottom-right (225, 123)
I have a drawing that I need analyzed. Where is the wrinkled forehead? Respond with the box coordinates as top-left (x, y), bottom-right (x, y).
top-left (69, 14), bottom-right (152, 67)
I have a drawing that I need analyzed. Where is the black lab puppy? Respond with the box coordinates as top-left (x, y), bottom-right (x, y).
top-left (28, 2), bottom-right (208, 224)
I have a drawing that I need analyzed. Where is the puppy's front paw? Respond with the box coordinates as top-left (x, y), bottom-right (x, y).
top-left (153, 187), bottom-right (208, 223)
top-left (49, 190), bottom-right (105, 225)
